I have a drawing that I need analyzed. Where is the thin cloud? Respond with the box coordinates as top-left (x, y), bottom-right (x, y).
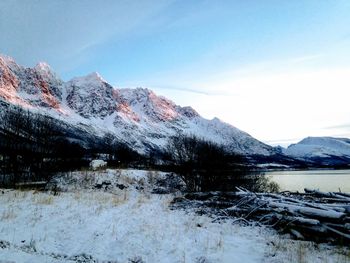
top-left (264, 138), bottom-right (303, 145)
top-left (324, 123), bottom-right (350, 130)
top-left (289, 54), bottom-right (324, 63)
top-left (151, 85), bottom-right (233, 96)
top-left (329, 133), bottom-right (350, 138)
top-left (0, 0), bottom-right (174, 69)
top-left (118, 80), bottom-right (236, 96)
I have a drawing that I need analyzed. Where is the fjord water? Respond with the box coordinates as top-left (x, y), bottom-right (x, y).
top-left (266, 169), bottom-right (350, 193)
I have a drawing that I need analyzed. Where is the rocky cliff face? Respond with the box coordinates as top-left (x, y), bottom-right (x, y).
top-left (0, 54), bottom-right (275, 155)
top-left (0, 55), bottom-right (63, 109)
top-left (65, 72), bottom-right (116, 118)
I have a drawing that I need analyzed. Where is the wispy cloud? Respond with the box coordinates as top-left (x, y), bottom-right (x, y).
top-left (324, 123), bottom-right (350, 130)
top-left (150, 84), bottom-right (234, 96)
top-left (329, 133), bottom-right (350, 138)
top-left (289, 54), bottom-right (324, 63)
top-left (152, 85), bottom-right (214, 96)
top-left (0, 0), bottom-right (174, 70)
top-left (264, 138), bottom-right (303, 146)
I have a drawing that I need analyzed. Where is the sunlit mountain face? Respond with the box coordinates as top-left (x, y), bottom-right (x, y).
top-left (0, 54), bottom-right (276, 157)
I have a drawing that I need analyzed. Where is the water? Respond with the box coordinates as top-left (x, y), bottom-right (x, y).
top-left (265, 169), bottom-right (350, 193)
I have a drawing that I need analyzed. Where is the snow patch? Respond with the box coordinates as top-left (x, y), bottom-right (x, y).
top-left (89, 160), bottom-right (107, 170)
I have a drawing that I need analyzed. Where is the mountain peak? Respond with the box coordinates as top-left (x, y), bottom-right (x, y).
top-left (134, 87), bottom-right (155, 96)
top-left (284, 136), bottom-right (350, 165)
top-left (0, 54), bottom-right (276, 156)
top-left (85, 71), bottom-right (104, 82)
top-left (0, 55), bottom-right (20, 72)
top-left (0, 54), bottom-right (16, 64)
top-left (69, 72), bottom-right (106, 88)
top-left (34, 62), bottom-right (51, 73)
top-left (86, 71), bottom-right (103, 80)
top-left (179, 106), bottom-right (199, 118)
top-left (65, 72), bottom-right (115, 118)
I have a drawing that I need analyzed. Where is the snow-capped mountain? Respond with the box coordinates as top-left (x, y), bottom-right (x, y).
top-left (0, 54), bottom-right (277, 156)
top-left (284, 137), bottom-right (350, 166)
top-left (66, 72), bottom-right (116, 118)
top-left (0, 55), bottom-right (63, 110)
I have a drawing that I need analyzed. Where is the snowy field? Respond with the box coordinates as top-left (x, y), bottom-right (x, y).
top-left (0, 169), bottom-right (349, 263)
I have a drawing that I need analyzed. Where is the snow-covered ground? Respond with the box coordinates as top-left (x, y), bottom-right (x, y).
top-left (0, 169), bottom-right (349, 263)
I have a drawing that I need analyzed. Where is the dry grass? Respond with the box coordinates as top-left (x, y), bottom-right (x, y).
top-left (146, 170), bottom-right (159, 185)
top-left (69, 190), bottom-right (130, 215)
top-left (1, 208), bottom-right (16, 221)
top-left (34, 194), bottom-right (54, 205)
top-left (111, 191), bottom-right (129, 206)
top-left (267, 238), bottom-right (350, 263)
top-left (95, 193), bottom-right (128, 210)
top-left (118, 174), bottom-right (138, 186)
top-left (12, 190), bottom-right (29, 199)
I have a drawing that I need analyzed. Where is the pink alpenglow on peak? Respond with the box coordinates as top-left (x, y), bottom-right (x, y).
top-left (0, 55), bottom-right (275, 156)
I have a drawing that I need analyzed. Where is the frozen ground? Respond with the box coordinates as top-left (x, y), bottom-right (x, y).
top-left (0, 169), bottom-right (349, 263)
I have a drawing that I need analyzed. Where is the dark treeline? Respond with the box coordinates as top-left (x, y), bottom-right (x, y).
top-left (0, 106), bottom-right (147, 187)
top-left (96, 132), bottom-right (143, 167)
top-left (0, 107), bottom-right (87, 187)
top-left (164, 134), bottom-right (257, 192)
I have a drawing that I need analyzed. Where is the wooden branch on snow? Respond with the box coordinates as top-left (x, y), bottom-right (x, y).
top-left (174, 188), bottom-right (350, 245)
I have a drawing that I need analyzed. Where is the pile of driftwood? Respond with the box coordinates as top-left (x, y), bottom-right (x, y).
top-left (172, 188), bottom-right (350, 245)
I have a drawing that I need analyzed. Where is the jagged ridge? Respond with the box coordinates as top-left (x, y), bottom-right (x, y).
top-left (0, 54), bottom-right (275, 156)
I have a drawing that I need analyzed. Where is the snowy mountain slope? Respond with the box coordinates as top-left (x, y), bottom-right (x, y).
top-left (0, 54), bottom-right (276, 156)
top-left (284, 137), bottom-right (350, 166)
top-left (66, 72), bottom-right (116, 118)
top-left (114, 88), bottom-right (274, 155)
top-left (285, 137), bottom-right (350, 158)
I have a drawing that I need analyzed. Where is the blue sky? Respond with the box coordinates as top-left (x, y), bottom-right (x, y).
top-left (1, 0), bottom-right (350, 146)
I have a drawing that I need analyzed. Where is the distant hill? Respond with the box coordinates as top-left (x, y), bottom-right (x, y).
top-left (284, 137), bottom-right (350, 167)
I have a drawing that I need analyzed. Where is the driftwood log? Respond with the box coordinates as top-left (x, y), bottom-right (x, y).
top-left (171, 188), bottom-right (350, 245)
